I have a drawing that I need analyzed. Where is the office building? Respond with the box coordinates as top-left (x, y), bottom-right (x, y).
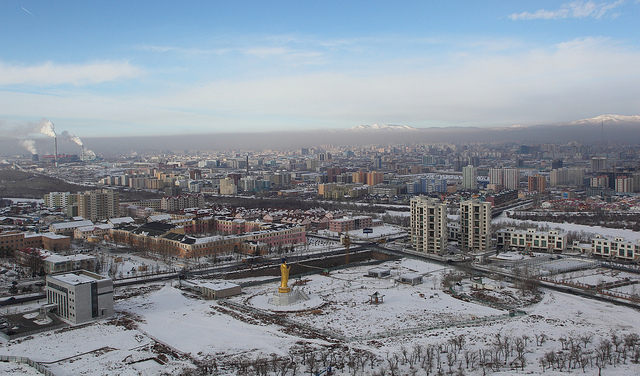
top-left (46, 270), bottom-right (114, 324)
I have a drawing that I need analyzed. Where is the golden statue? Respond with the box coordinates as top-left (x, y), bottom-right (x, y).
top-left (278, 260), bottom-right (291, 293)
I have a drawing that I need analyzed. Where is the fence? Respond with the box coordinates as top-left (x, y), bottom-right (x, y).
top-left (536, 276), bottom-right (640, 304)
top-left (0, 322), bottom-right (68, 341)
top-left (0, 355), bottom-right (55, 376)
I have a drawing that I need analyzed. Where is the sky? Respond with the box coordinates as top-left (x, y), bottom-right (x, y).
top-left (1, 0), bottom-right (639, 142)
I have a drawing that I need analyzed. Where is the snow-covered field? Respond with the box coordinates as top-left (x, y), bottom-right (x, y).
top-left (2, 257), bottom-right (640, 375)
top-left (243, 259), bottom-right (503, 339)
top-left (317, 223), bottom-right (407, 241)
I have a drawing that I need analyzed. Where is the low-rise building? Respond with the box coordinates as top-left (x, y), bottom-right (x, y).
top-left (45, 270), bottom-right (114, 324)
top-left (496, 227), bottom-right (567, 253)
top-left (591, 235), bottom-right (640, 261)
top-left (328, 216), bottom-right (373, 232)
top-left (0, 231), bottom-right (70, 252)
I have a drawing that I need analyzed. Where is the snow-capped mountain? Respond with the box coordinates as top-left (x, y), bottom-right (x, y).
top-left (568, 114), bottom-right (640, 125)
top-left (349, 124), bottom-right (418, 131)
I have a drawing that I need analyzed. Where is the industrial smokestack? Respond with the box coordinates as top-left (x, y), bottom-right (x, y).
top-left (54, 136), bottom-right (58, 167)
top-left (82, 145), bottom-right (85, 162)
top-left (246, 155), bottom-right (249, 175)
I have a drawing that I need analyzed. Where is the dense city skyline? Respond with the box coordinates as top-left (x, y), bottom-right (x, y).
top-left (1, 1), bottom-right (639, 141)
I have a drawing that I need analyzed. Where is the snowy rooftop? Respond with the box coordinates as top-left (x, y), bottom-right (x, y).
top-left (50, 220), bottom-right (94, 230)
top-left (50, 272), bottom-right (102, 285)
top-left (108, 217), bottom-right (135, 225)
top-left (196, 281), bottom-right (240, 290)
top-left (39, 232), bottom-right (68, 240)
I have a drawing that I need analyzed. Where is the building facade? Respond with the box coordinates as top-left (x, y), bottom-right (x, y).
top-left (496, 228), bottom-right (567, 253)
top-left (459, 200), bottom-right (491, 253)
top-left (77, 189), bottom-right (120, 222)
top-left (46, 270), bottom-right (114, 324)
top-left (462, 165), bottom-right (477, 190)
top-left (410, 196), bottom-right (447, 254)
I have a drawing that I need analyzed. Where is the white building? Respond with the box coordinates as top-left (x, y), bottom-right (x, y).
top-left (503, 168), bottom-right (519, 190)
top-left (45, 270), bottom-right (114, 324)
top-left (462, 165), bottom-right (477, 190)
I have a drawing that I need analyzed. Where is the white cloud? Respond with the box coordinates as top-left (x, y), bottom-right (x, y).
top-left (1, 36), bottom-right (639, 135)
top-left (0, 61), bottom-right (142, 86)
top-left (509, 1), bottom-right (625, 20)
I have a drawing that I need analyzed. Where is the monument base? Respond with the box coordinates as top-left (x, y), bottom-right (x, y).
top-left (269, 289), bottom-right (310, 306)
top-left (278, 286), bottom-right (291, 293)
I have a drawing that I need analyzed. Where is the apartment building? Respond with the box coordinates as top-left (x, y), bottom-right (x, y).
top-left (462, 165), bottom-right (477, 190)
top-left (410, 196), bottom-right (447, 254)
top-left (77, 189), bottom-right (120, 222)
top-left (459, 200), bottom-right (491, 253)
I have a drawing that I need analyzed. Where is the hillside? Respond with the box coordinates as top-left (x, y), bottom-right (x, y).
top-left (0, 169), bottom-right (84, 199)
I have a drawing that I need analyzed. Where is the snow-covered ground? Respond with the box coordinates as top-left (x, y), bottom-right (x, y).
top-left (2, 257), bottom-right (640, 375)
top-left (317, 223), bottom-right (407, 241)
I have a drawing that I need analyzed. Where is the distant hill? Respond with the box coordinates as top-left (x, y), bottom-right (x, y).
top-left (2, 114), bottom-right (638, 155)
top-left (0, 169), bottom-right (84, 199)
top-left (348, 124), bottom-right (419, 132)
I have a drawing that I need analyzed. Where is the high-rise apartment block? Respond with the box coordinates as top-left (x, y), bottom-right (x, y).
top-left (44, 192), bottom-right (75, 209)
top-left (410, 197), bottom-right (447, 254)
top-left (462, 165), bottom-right (477, 190)
top-left (591, 157), bottom-right (607, 172)
top-left (459, 200), bottom-right (491, 253)
top-left (366, 171), bottom-right (384, 186)
top-left (489, 168), bottom-right (519, 190)
top-left (615, 176), bottom-right (633, 193)
top-left (527, 174), bottom-right (546, 192)
top-left (77, 189), bottom-right (119, 222)
top-left (489, 168), bottom-right (503, 186)
top-left (503, 168), bottom-right (519, 190)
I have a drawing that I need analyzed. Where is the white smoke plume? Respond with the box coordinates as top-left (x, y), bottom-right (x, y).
top-left (20, 140), bottom-right (37, 154)
top-left (39, 119), bottom-right (56, 138)
top-left (60, 130), bottom-right (83, 146)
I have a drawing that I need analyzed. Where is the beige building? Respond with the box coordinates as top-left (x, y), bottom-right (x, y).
top-left (410, 196), bottom-right (448, 254)
top-left (77, 189), bottom-right (120, 222)
top-left (591, 235), bottom-right (640, 261)
top-left (0, 231), bottom-right (70, 252)
top-left (496, 228), bottom-right (567, 253)
top-left (219, 177), bottom-right (238, 195)
top-left (459, 200), bottom-right (491, 253)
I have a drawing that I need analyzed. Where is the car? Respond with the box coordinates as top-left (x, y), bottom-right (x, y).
top-left (35, 281), bottom-right (45, 286)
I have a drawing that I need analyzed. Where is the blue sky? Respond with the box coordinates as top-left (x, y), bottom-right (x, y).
top-left (1, 0), bottom-right (639, 140)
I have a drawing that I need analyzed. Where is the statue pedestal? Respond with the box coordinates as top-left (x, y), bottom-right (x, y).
top-left (278, 286), bottom-right (291, 293)
top-left (269, 289), bottom-right (310, 306)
